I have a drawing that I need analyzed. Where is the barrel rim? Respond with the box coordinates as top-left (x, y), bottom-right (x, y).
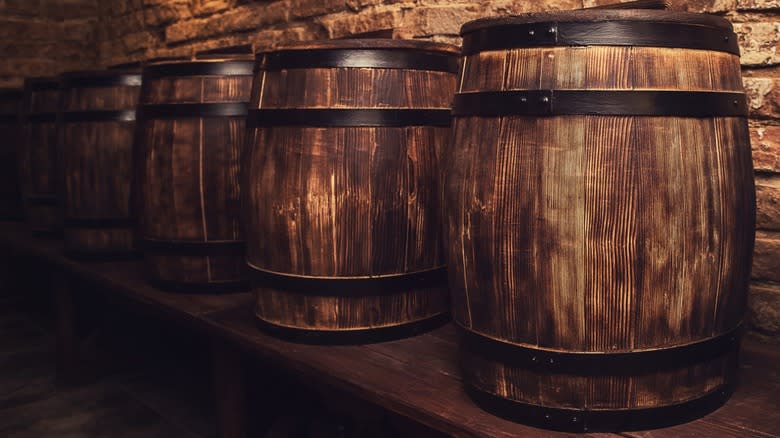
top-left (270, 38), bottom-right (461, 55)
top-left (465, 383), bottom-right (734, 432)
top-left (195, 43), bottom-right (255, 59)
top-left (461, 10), bottom-right (733, 34)
top-left (142, 59), bottom-right (255, 77)
top-left (59, 70), bottom-right (142, 89)
top-left (23, 76), bottom-right (60, 91)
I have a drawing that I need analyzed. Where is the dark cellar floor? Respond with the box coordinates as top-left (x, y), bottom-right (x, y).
top-left (0, 292), bottom-right (219, 437)
top-left (0, 271), bottom-right (433, 438)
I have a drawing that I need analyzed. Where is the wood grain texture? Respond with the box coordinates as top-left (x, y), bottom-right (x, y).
top-left (137, 60), bottom-right (252, 289)
top-left (245, 41), bottom-right (457, 333)
top-left (0, 90), bottom-right (23, 221)
top-left (60, 72), bottom-right (140, 255)
top-left (19, 78), bottom-right (60, 234)
top-left (446, 43), bottom-right (755, 412)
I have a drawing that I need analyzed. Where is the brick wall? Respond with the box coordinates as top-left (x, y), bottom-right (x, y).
top-left (1, 0), bottom-right (779, 341)
top-left (0, 0), bottom-right (98, 87)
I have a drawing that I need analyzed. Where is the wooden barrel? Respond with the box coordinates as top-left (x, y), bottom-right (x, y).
top-left (59, 69), bottom-right (142, 259)
top-left (244, 39), bottom-right (459, 343)
top-left (136, 57), bottom-right (254, 293)
top-left (0, 89), bottom-right (24, 221)
top-left (446, 10), bottom-right (755, 431)
top-left (20, 77), bottom-right (61, 234)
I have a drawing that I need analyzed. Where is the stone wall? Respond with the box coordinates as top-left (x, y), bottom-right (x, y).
top-left (0, 0), bottom-right (98, 87)
top-left (1, 0), bottom-right (779, 340)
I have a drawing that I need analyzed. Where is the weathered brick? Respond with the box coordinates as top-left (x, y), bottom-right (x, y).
top-left (166, 2), bottom-right (289, 43)
top-left (0, 19), bottom-right (58, 40)
top-left (144, 2), bottom-right (192, 27)
top-left (192, 0), bottom-right (234, 17)
top-left (738, 0), bottom-right (780, 9)
top-left (59, 0), bottom-right (99, 20)
top-left (61, 19), bottom-right (97, 42)
top-left (744, 77), bottom-right (780, 119)
top-left (753, 231), bottom-right (780, 281)
top-left (319, 6), bottom-right (403, 39)
top-left (122, 30), bottom-right (158, 53)
top-left (493, 0), bottom-right (581, 14)
top-left (401, 4), bottom-right (485, 36)
top-left (749, 282), bottom-right (780, 338)
top-left (751, 123), bottom-right (780, 172)
top-left (735, 22), bottom-right (780, 67)
top-left (757, 177), bottom-right (780, 230)
top-left (0, 58), bottom-right (61, 78)
top-left (290, 0), bottom-right (346, 19)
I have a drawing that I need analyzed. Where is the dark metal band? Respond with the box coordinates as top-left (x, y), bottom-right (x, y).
top-left (247, 109), bottom-right (452, 127)
top-left (465, 384), bottom-right (733, 432)
top-left (139, 103), bottom-right (248, 119)
top-left (0, 115), bottom-right (19, 123)
top-left (141, 238), bottom-right (245, 256)
top-left (64, 250), bottom-right (141, 262)
top-left (147, 276), bottom-right (249, 294)
top-left (459, 323), bottom-right (742, 375)
top-left (453, 90), bottom-right (748, 117)
top-left (143, 61), bottom-right (254, 78)
top-left (462, 21), bottom-right (740, 55)
top-left (62, 74), bottom-right (142, 88)
top-left (108, 61), bottom-right (143, 70)
top-left (61, 110), bottom-right (137, 123)
top-left (264, 49), bottom-right (460, 73)
top-left (249, 265), bottom-right (447, 297)
top-left (27, 81), bottom-right (59, 91)
top-left (195, 44), bottom-right (254, 59)
top-left (254, 312), bottom-right (450, 345)
top-left (25, 195), bottom-right (57, 206)
top-left (25, 112), bottom-right (57, 123)
top-left (64, 217), bottom-right (135, 229)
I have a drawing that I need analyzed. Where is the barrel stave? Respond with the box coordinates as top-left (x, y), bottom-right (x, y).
top-left (20, 78), bottom-right (60, 234)
top-left (60, 71), bottom-right (140, 256)
top-left (246, 41), bottom-right (458, 339)
top-left (138, 62), bottom-right (252, 291)
top-left (450, 12), bottom-right (754, 426)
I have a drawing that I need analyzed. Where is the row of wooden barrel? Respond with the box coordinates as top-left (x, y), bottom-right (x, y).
top-left (0, 9), bottom-right (755, 432)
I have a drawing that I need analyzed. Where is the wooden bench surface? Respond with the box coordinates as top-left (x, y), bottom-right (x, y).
top-left (0, 222), bottom-right (777, 438)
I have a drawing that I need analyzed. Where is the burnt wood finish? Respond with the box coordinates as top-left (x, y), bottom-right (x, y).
top-left (19, 77), bottom-right (61, 234)
top-left (0, 223), bottom-right (778, 438)
top-left (447, 11), bottom-right (756, 431)
top-left (244, 39), bottom-right (459, 342)
top-left (0, 89), bottom-right (24, 221)
top-left (137, 57), bottom-right (253, 293)
top-left (59, 70), bottom-right (142, 259)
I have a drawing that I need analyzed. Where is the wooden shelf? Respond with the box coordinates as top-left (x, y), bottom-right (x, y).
top-left (0, 222), bottom-right (777, 438)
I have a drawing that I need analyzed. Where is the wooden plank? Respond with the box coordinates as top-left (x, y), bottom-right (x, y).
top-left (52, 269), bottom-right (77, 383)
top-left (205, 305), bottom-right (614, 438)
top-left (212, 339), bottom-right (247, 438)
top-left (622, 342), bottom-right (780, 438)
top-left (0, 223), bottom-right (778, 438)
top-left (0, 222), bottom-right (252, 328)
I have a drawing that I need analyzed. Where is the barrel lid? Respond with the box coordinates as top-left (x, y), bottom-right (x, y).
top-left (24, 76), bottom-right (60, 91)
top-left (262, 38), bottom-right (460, 73)
top-left (143, 58), bottom-right (255, 78)
top-left (461, 10), bottom-right (733, 34)
top-left (195, 44), bottom-right (255, 60)
top-left (460, 10), bottom-right (738, 56)
top-left (59, 69), bottom-right (142, 88)
top-left (272, 38), bottom-right (460, 55)
top-left (107, 61), bottom-right (144, 70)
